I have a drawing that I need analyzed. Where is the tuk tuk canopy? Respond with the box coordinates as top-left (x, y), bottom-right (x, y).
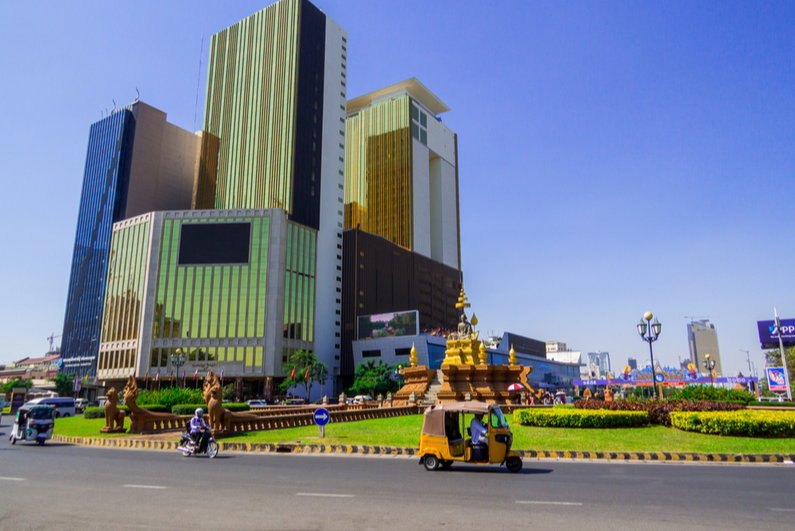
top-left (421, 402), bottom-right (493, 437)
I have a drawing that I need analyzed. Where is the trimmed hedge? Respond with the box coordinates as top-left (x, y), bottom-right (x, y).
top-left (748, 401), bottom-right (795, 408)
top-left (136, 388), bottom-right (204, 410)
top-left (671, 410), bottom-right (795, 438)
top-left (172, 403), bottom-right (250, 415)
top-left (83, 405), bottom-right (170, 419)
top-left (574, 399), bottom-right (745, 426)
top-left (516, 408), bottom-right (648, 428)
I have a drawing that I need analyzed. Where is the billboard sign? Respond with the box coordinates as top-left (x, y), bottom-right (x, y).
top-left (757, 319), bottom-right (795, 349)
top-left (357, 310), bottom-right (419, 341)
top-left (766, 367), bottom-right (788, 392)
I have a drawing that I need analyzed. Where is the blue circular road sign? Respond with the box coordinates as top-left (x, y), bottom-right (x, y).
top-left (654, 373), bottom-right (665, 383)
top-left (314, 408), bottom-right (330, 427)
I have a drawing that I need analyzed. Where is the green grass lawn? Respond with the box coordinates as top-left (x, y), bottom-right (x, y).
top-left (53, 416), bottom-right (141, 439)
top-left (51, 413), bottom-right (795, 454)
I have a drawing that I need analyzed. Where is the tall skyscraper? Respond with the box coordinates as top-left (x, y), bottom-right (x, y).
top-left (61, 102), bottom-right (200, 376)
top-left (687, 320), bottom-right (723, 376)
top-left (345, 78), bottom-right (461, 270)
top-left (587, 351), bottom-right (611, 376)
top-left (194, 0), bottom-right (348, 387)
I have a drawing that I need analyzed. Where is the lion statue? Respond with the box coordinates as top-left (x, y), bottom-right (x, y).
top-left (100, 387), bottom-right (126, 433)
top-left (203, 370), bottom-right (225, 431)
top-left (202, 370), bottom-right (256, 433)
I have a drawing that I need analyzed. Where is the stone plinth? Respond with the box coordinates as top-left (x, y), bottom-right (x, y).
top-left (392, 366), bottom-right (435, 407)
top-left (443, 338), bottom-right (482, 365)
top-left (437, 364), bottom-right (533, 404)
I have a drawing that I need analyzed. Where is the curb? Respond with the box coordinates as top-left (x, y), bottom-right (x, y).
top-left (51, 435), bottom-right (795, 463)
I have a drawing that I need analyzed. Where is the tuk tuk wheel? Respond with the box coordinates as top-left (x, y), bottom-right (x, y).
top-left (506, 456), bottom-right (523, 473)
top-left (423, 455), bottom-right (439, 471)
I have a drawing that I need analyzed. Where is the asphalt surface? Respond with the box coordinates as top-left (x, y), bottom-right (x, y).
top-left (1, 418), bottom-right (794, 531)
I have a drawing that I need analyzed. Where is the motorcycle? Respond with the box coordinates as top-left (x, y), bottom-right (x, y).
top-left (177, 428), bottom-right (219, 458)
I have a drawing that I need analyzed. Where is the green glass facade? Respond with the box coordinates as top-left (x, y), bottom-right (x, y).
top-left (97, 209), bottom-right (316, 381)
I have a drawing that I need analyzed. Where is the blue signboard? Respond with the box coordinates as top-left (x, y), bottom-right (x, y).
top-left (757, 319), bottom-right (795, 349)
top-left (654, 373), bottom-right (665, 383)
top-left (766, 367), bottom-right (787, 392)
top-left (313, 408), bottom-right (330, 427)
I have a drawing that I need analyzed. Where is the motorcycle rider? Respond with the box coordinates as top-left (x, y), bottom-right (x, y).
top-left (189, 408), bottom-right (210, 454)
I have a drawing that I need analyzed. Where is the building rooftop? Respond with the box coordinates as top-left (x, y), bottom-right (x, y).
top-left (347, 77), bottom-right (451, 116)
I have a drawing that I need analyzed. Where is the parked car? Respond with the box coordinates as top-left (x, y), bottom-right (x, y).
top-left (352, 395), bottom-right (373, 404)
top-left (247, 400), bottom-right (268, 407)
top-left (24, 397), bottom-right (76, 418)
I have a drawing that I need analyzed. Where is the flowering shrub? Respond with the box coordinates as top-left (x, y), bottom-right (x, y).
top-left (670, 410), bottom-right (795, 437)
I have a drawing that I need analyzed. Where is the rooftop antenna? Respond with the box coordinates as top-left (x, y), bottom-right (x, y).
top-left (134, 87), bottom-right (140, 103)
top-left (193, 31), bottom-right (204, 132)
top-left (112, 99), bottom-right (116, 113)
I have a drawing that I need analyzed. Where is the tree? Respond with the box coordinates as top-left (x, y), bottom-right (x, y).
top-left (763, 346), bottom-right (795, 396)
top-left (349, 360), bottom-right (404, 397)
top-left (1, 377), bottom-right (33, 394)
top-left (279, 350), bottom-right (325, 398)
top-left (49, 373), bottom-right (75, 397)
top-left (313, 362), bottom-right (330, 398)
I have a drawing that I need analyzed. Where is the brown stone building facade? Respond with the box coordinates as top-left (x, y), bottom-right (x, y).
top-left (340, 227), bottom-right (462, 386)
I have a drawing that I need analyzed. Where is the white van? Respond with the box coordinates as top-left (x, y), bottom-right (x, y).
top-left (25, 397), bottom-right (76, 418)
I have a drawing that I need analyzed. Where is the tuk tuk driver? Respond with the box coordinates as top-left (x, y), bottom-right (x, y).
top-left (470, 413), bottom-right (488, 446)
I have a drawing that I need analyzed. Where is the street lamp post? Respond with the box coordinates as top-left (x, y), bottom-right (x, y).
top-left (170, 349), bottom-right (186, 388)
top-left (703, 354), bottom-right (716, 386)
top-left (637, 312), bottom-right (662, 400)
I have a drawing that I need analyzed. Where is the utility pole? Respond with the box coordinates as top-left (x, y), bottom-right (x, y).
top-left (739, 349), bottom-right (751, 375)
top-left (774, 308), bottom-right (792, 401)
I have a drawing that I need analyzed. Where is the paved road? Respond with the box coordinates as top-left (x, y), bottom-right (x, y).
top-left (1, 419), bottom-right (793, 531)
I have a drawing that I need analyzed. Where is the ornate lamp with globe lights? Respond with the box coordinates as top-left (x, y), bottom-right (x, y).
top-left (170, 348), bottom-right (187, 388)
top-left (637, 312), bottom-right (662, 400)
top-left (703, 354), bottom-right (716, 386)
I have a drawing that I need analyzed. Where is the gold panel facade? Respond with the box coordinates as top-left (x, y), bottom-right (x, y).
top-left (203, 0), bottom-right (302, 211)
top-left (345, 95), bottom-right (413, 249)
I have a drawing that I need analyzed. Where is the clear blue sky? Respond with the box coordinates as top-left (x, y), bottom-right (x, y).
top-left (1, 1), bottom-right (792, 376)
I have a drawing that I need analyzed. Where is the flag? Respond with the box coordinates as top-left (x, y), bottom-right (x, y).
top-left (181, 370), bottom-right (185, 382)
top-left (304, 366), bottom-right (310, 380)
top-left (193, 369), bottom-right (198, 381)
top-left (220, 367), bottom-right (224, 384)
top-left (144, 373), bottom-right (148, 384)
top-left (290, 366), bottom-right (296, 379)
top-left (155, 370), bottom-right (159, 382)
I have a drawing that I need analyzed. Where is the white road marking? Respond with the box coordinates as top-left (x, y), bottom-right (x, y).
top-left (770, 508), bottom-right (795, 512)
top-left (123, 484), bottom-right (168, 490)
top-left (517, 501), bottom-right (583, 506)
top-left (296, 493), bottom-right (354, 498)
top-left (0, 477), bottom-right (26, 481)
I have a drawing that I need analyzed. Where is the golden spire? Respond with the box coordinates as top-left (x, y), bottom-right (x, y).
top-left (410, 343), bottom-right (418, 368)
top-left (455, 285), bottom-right (471, 310)
top-left (478, 341), bottom-right (487, 365)
top-left (509, 344), bottom-right (517, 366)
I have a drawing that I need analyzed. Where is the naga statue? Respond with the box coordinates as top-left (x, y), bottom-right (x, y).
top-left (202, 370), bottom-right (257, 433)
top-left (100, 387), bottom-right (126, 433)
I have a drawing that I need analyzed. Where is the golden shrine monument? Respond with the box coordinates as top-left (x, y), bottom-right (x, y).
top-left (393, 285), bottom-right (538, 406)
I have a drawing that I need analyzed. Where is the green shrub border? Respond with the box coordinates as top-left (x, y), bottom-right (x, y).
top-left (517, 408), bottom-right (648, 428)
top-left (671, 410), bottom-right (795, 438)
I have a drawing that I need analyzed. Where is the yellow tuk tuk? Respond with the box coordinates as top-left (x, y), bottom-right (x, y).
top-left (418, 402), bottom-right (523, 473)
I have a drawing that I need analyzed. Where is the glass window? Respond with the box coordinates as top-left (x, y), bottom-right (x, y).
top-left (411, 105), bottom-right (419, 122)
top-left (490, 408), bottom-right (508, 428)
top-left (420, 129), bottom-right (427, 145)
top-left (420, 111), bottom-right (427, 128)
top-left (412, 123), bottom-right (419, 139)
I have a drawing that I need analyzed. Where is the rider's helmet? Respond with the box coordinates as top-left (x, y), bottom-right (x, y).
top-left (195, 408), bottom-right (204, 417)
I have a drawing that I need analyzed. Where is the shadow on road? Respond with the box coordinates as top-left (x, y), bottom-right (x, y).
top-left (442, 466), bottom-right (553, 476)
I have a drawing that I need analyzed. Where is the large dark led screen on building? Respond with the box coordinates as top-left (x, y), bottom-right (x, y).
top-left (357, 310), bottom-right (419, 340)
top-left (178, 222), bottom-right (251, 265)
